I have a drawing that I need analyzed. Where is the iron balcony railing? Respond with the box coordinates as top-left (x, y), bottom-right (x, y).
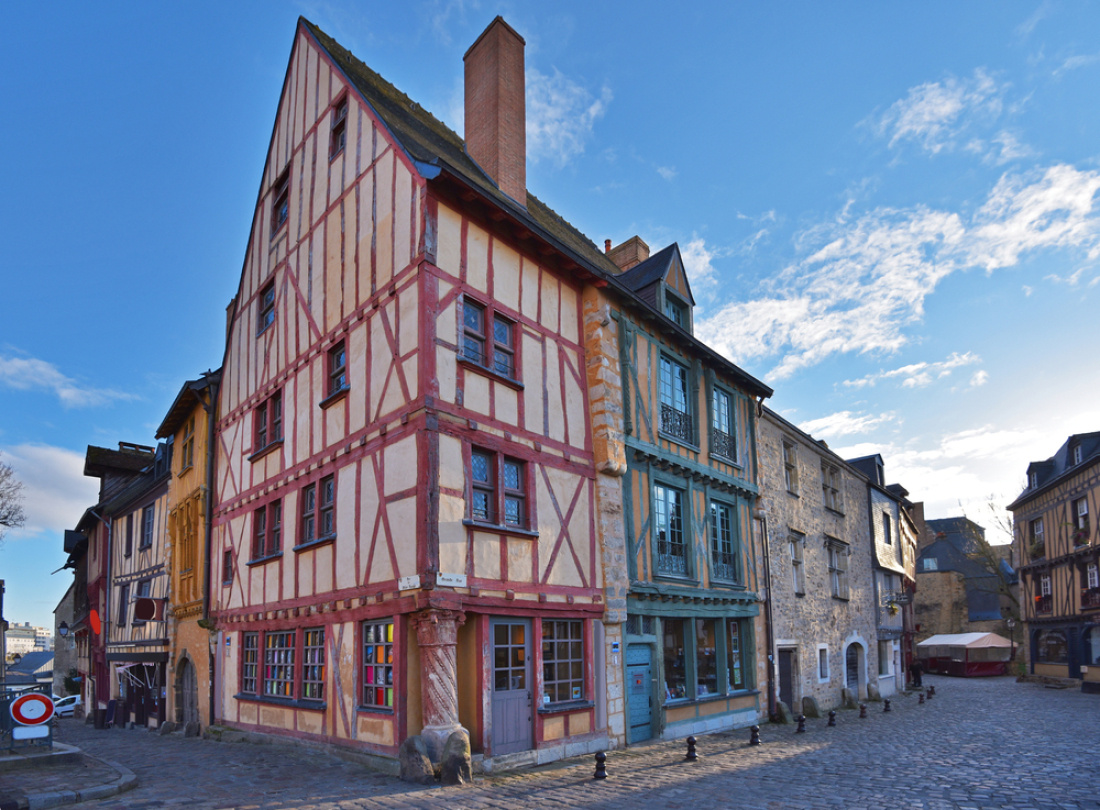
top-left (660, 404), bottom-right (693, 445)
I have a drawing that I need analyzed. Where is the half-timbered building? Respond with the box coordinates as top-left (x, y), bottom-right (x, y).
top-left (1008, 432), bottom-right (1100, 692)
top-left (211, 16), bottom-right (645, 766)
top-left (156, 370), bottom-right (221, 729)
top-left (582, 239), bottom-right (773, 744)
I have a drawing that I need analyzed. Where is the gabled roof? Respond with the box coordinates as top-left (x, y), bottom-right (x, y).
top-left (84, 444), bottom-right (154, 478)
top-left (6, 650), bottom-right (54, 675)
top-left (618, 243), bottom-right (695, 305)
top-left (155, 369), bottom-right (222, 439)
top-left (298, 19), bottom-right (772, 401)
top-left (1008, 431), bottom-right (1100, 509)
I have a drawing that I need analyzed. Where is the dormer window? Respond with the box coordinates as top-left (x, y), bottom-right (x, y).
top-left (1029, 471), bottom-right (1038, 489)
top-left (664, 293), bottom-right (688, 328)
top-left (1073, 444), bottom-right (1083, 465)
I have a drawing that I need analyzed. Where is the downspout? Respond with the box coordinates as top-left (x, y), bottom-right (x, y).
top-left (195, 372), bottom-right (220, 726)
top-left (88, 509), bottom-right (112, 717)
top-left (754, 505), bottom-right (776, 722)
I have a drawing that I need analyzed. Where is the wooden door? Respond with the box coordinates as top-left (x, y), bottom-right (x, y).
top-left (626, 644), bottom-right (653, 744)
top-left (778, 648), bottom-right (795, 709)
top-left (491, 619), bottom-right (532, 755)
top-left (846, 645), bottom-right (860, 690)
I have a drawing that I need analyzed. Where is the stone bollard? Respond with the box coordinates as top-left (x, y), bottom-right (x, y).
top-left (685, 736), bottom-right (698, 761)
top-left (594, 751), bottom-right (608, 780)
top-left (827, 710), bottom-right (837, 727)
top-left (749, 725), bottom-right (761, 746)
top-left (796, 715), bottom-right (806, 733)
top-left (883, 699), bottom-right (892, 713)
top-left (919, 693), bottom-right (925, 704)
top-left (859, 703), bottom-right (868, 719)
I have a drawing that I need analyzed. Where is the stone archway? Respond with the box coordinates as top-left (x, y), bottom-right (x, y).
top-left (844, 642), bottom-right (865, 699)
top-left (175, 656), bottom-right (199, 726)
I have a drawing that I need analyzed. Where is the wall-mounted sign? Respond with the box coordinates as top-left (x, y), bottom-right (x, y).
top-left (437, 572), bottom-right (467, 588)
top-left (398, 575), bottom-right (421, 591)
top-left (611, 642), bottom-right (620, 654)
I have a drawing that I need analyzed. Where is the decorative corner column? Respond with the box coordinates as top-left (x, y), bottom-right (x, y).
top-left (411, 608), bottom-right (467, 761)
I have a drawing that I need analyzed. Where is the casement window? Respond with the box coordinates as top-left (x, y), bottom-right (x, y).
top-left (469, 449), bottom-right (526, 528)
top-left (783, 441), bottom-right (798, 494)
top-left (658, 356), bottom-right (693, 444)
top-left (1040, 574), bottom-right (1052, 596)
top-left (727, 619), bottom-right (747, 691)
top-left (301, 628), bottom-right (325, 701)
top-left (327, 341), bottom-right (347, 397)
top-left (664, 293), bottom-right (688, 328)
top-left (711, 387), bottom-right (736, 460)
top-left (827, 538), bottom-right (850, 600)
top-left (1029, 471), bottom-right (1038, 489)
top-left (922, 557), bottom-right (938, 571)
top-left (1035, 574), bottom-right (1053, 615)
top-left (1030, 518), bottom-right (1044, 544)
top-left (654, 484), bottom-right (687, 577)
top-left (883, 513), bottom-right (892, 545)
top-left (124, 514), bottom-right (133, 558)
top-left (1073, 444), bottom-right (1083, 465)
top-left (461, 297), bottom-right (517, 379)
top-left (254, 391), bottom-right (283, 453)
top-left (1086, 562), bottom-right (1099, 590)
top-left (299, 475), bottom-right (336, 546)
top-left (710, 500), bottom-right (740, 583)
top-left (241, 632), bottom-right (259, 694)
top-left (362, 620), bottom-right (394, 709)
top-left (271, 169), bottom-right (290, 235)
top-left (695, 619), bottom-right (718, 696)
top-left (822, 463), bottom-right (842, 513)
top-left (1073, 498), bottom-right (1090, 537)
top-left (541, 620), bottom-right (584, 704)
top-left (789, 532), bottom-right (805, 594)
top-left (222, 549), bottom-right (234, 586)
top-left (257, 280), bottom-right (276, 335)
top-left (131, 579), bottom-right (152, 625)
top-left (329, 96), bottom-right (348, 159)
top-left (181, 416), bottom-right (195, 471)
top-left (878, 641), bottom-right (892, 675)
top-left (251, 500), bottom-right (282, 561)
top-left (817, 646), bottom-right (829, 682)
top-left (663, 618), bottom-right (688, 701)
top-left (140, 505), bottom-right (154, 549)
top-left (117, 583), bottom-right (130, 628)
top-left (263, 630), bottom-right (295, 697)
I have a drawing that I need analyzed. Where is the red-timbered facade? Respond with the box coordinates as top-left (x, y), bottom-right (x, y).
top-left (211, 17), bottom-right (615, 766)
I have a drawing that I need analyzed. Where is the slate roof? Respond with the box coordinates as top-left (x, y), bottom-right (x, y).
top-left (6, 650), bottom-right (54, 675)
top-left (300, 19), bottom-right (772, 400)
top-left (1008, 431), bottom-right (1100, 509)
top-left (618, 243), bottom-right (695, 305)
top-left (155, 369), bottom-right (222, 439)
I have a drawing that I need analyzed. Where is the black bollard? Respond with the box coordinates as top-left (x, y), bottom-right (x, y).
top-left (685, 735), bottom-right (698, 760)
top-left (859, 703), bottom-right (867, 719)
top-left (796, 715), bottom-right (806, 733)
top-left (883, 699), bottom-right (891, 713)
top-left (919, 692), bottom-right (925, 704)
top-left (594, 751), bottom-right (607, 780)
top-left (928, 685), bottom-right (936, 697)
top-left (827, 710), bottom-right (837, 727)
top-left (749, 725), bottom-right (761, 746)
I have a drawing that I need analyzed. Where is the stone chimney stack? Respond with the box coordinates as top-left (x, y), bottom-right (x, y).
top-left (464, 17), bottom-right (527, 207)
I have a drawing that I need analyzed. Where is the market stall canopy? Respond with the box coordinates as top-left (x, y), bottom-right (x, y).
top-left (917, 633), bottom-right (1012, 649)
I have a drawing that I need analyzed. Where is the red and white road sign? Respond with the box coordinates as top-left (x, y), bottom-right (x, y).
top-left (10, 693), bottom-right (55, 725)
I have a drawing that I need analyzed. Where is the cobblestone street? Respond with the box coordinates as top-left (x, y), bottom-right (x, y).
top-left (4, 675), bottom-right (1098, 809)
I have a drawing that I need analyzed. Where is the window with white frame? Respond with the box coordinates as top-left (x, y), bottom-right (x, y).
top-left (789, 531), bottom-right (805, 594)
top-left (659, 356), bottom-right (693, 444)
top-left (1029, 471), bottom-right (1038, 489)
top-left (1087, 562), bottom-right (1099, 590)
top-left (922, 557), bottom-right (938, 571)
top-left (783, 441), bottom-right (798, 494)
top-left (817, 646), bottom-right (829, 682)
top-left (1073, 497), bottom-right (1089, 541)
top-left (827, 538), bottom-right (849, 599)
top-left (1073, 444), bottom-right (1083, 465)
top-left (655, 484), bottom-right (688, 576)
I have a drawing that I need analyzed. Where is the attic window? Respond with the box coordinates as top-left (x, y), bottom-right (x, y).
top-left (1073, 444), bottom-right (1083, 465)
top-left (271, 169), bottom-right (290, 235)
top-left (329, 96), bottom-right (348, 159)
top-left (1029, 471), bottom-right (1038, 489)
top-left (664, 293), bottom-right (688, 328)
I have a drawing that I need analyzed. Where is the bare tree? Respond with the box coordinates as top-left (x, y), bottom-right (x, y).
top-left (0, 451), bottom-right (26, 543)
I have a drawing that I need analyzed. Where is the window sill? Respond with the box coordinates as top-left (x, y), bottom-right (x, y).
top-left (247, 552), bottom-right (283, 567)
top-left (329, 147), bottom-right (346, 163)
top-left (654, 573), bottom-right (701, 587)
top-left (319, 387), bottom-right (349, 410)
top-left (294, 534), bottom-right (336, 553)
top-left (234, 693), bottom-right (326, 711)
top-left (786, 490), bottom-right (800, 498)
top-left (831, 595), bottom-right (850, 603)
top-left (538, 699), bottom-right (593, 715)
top-left (825, 507), bottom-right (845, 517)
top-left (710, 451), bottom-right (741, 469)
top-left (462, 519), bottom-right (538, 539)
top-left (710, 579), bottom-right (747, 589)
top-left (795, 591), bottom-right (806, 598)
top-left (457, 357), bottom-right (524, 391)
top-left (657, 430), bottom-right (700, 453)
top-left (256, 321), bottom-right (275, 338)
top-left (356, 704), bottom-right (394, 715)
top-left (177, 464), bottom-right (194, 479)
top-left (248, 439), bottom-right (283, 463)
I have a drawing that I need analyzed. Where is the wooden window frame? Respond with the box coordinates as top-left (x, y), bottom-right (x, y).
top-left (301, 627), bottom-right (325, 702)
top-left (250, 500), bottom-right (282, 562)
top-left (140, 505), bottom-right (154, 549)
top-left (789, 531), bottom-right (805, 595)
top-left (257, 280), bottom-right (276, 335)
top-left (263, 630), bottom-right (296, 698)
top-left (241, 631), bottom-right (259, 694)
top-left (181, 416), bottom-right (195, 472)
top-left (827, 537), bottom-right (850, 600)
top-left (822, 463), bottom-right (843, 513)
top-left (329, 95), bottom-right (348, 160)
top-left (654, 482), bottom-right (689, 578)
top-left (361, 620), bottom-right (395, 711)
top-left (252, 391), bottom-right (283, 458)
top-left (658, 355), bottom-right (693, 445)
top-left (297, 475), bottom-right (336, 550)
top-left (327, 340), bottom-right (348, 397)
top-left (709, 500), bottom-right (740, 584)
top-left (222, 549), bottom-right (234, 586)
top-left (460, 296), bottom-right (520, 384)
top-left (541, 619), bottom-right (585, 705)
top-left (467, 448), bottom-right (529, 532)
top-left (117, 583), bottom-right (129, 629)
top-left (124, 514), bottom-right (133, 558)
top-left (783, 441), bottom-right (799, 495)
top-left (710, 386), bottom-right (736, 461)
top-left (270, 169), bottom-right (290, 236)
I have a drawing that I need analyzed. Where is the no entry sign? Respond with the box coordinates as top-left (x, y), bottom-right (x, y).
top-left (10, 693), bottom-right (55, 725)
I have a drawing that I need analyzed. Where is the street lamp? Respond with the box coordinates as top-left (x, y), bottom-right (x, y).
top-left (58, 622), bottom-right (69, 637)
top-left (1006, 618), bottom-right (1016, 663)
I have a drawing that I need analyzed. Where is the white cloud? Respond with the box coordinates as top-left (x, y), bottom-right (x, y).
top-left (872, 69), bottom-right (1004, 155)
top-left (0, 353), bottom-right (136, 408)
top-left (1055, 52), bottom-right (1100, 75)
top-left (526, 68), bottom-right (611, 167)
top-left (983, 131), bottom-right (1034, 165)
top-left (841, 352), bottom-right (982, 390)
top-left (798, 410), bottom-right (894, 440)
top-left (657, 166), bottom-right (677, 181)
top-left (969, 370), bottom-right (989, 387)
top-left (0, 444), bottom-right (99, 538)
top-left (680, 237), bottom-right (721, 300)
top-left (696, 163), bottom-right (1100, 379)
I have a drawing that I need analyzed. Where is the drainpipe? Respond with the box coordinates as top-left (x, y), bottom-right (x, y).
top-left (754, 505), bottom-right (776, 722)
top-left (88, 509), bottom-right (112, 721)
top-left (194, 371), bottom-right (220, 727)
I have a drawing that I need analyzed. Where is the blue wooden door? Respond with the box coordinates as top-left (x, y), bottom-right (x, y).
top-left (491, 619), bottom-right (532, 755)
top-left (626, 644), bottom-right (653, 743)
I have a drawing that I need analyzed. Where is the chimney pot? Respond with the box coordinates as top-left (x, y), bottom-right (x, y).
top-left (605, 239), bottom-right (611, 253)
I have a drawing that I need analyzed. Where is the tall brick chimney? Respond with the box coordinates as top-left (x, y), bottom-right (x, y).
top-left (464, 17), bottom-right (527, 207)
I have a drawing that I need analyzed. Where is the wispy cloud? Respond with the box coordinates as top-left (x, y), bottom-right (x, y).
top-left (526, 68), bottom-right (611, 167)
top-left (969, 370), bottom-right (989, 387)
top-left (798, 410), bottom-right (894, 440)
top-left (656, 166), bottom-right (677, 181)
top-left (1055, 52), bottom-right (1100, 76)
top-left (871, 69), bottom-right (1005, 155)
top-left (695, 163), bottom-right (1100, 379)
top-left (680, 237), bottom-right (722, 301)
top-left (841, 352), bottom-right (982, 390)
top-left (0, 353), bottom-right (136, 408)
top-left (1016, 2), bottom-right (1053, 38)
top-left (0, 444), bottom-right (99, 537)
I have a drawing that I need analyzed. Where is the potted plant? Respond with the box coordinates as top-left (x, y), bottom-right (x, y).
top-left (1029, 541), bottom-right (1045, 560)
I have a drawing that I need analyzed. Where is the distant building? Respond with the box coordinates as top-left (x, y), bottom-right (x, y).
top-left (4, 622), bottom-right (44, 659)
top-left (913, 516), bottom-right (1017, 643)
top-left (1008, 432), bottom-right (1100, 691)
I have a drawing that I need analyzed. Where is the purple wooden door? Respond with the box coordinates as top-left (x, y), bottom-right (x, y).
top-left (491, 619), bottom-right (532, 755)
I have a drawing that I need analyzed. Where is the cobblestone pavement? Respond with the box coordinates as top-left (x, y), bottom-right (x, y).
top-left (4, 675), bottom-right (1099, 809)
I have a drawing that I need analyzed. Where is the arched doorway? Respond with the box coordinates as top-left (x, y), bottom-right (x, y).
top-left (175, 657), bottom-right (199, 726)
top-left (845, 643), bottom-right (864, 698)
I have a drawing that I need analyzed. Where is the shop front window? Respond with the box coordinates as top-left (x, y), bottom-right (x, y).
top-left (695, 619), bottom-right (718, 697)
top-left (663, 619), bottom-right (687, 701)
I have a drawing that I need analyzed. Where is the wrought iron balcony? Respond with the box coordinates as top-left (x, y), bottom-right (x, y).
top-left (1081, 588), bottom-right (1100, 609)
top-left (660, 404), bottom-right (693, 445)
top-left (712, 551), bottom-right (739, 583)
top-left (657, 539), bottom-right (688, 576)
top-left (711, 429), bottom-right (735, 459)
top-left (1034, 594), bottom-right (1053, 615)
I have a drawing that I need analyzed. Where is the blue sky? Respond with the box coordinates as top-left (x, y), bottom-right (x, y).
top-left (4, 1), bottom-right (1100, 629)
